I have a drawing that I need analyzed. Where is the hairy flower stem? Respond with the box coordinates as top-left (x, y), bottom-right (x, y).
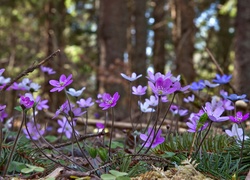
top-left (194, 121), bottom-right (213, 158)
top-left (128, 82), bottom-right (135, 131)
top-left (188, 132), bottom-right (197, 159)
top-left (144, 94), bottom-right (176, 154)
top-left (238, 123), bottom-right (245, 172)
top-left (108, 108), bottom-right (115, 158)
top-left (85, 109), bottom-right (88, 134)
top-left (2, 110), bottom-right (26, 176)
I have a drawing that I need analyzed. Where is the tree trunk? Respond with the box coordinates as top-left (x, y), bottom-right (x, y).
top-left (152, 0), bottom-right (167, 74)
top-left (234, 0), bottom-right (250, 96)
top-left (171, 0), bottom-right (195, 83)
top-left (98, 0), bottom-right (128, 120)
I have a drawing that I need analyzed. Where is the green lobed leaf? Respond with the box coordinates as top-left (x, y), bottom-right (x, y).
top-left (109, 170), bottom-right (128, 177)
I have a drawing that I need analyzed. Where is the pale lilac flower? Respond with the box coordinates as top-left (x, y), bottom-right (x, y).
top-left (0, 76), bottom-right (11, 85)
top-left (229, 111), bottom-right (249, 124)
top-left (120, 72), bottom-right (142, 82)
top-left (77, 97), bottom-right (95, 108)
top-left (140, 127), bottom-right (165, 148)
top-left (147, 71), bottom-right (172, 83)
top-left (145, 95), bottom-right (159, 107)
top-left (40, 66), bottom-right (56, 75)
top-left (96, 92), bottom-right (120, 110)
top-left (23, 122), bottom-right (45, 140)
top-left (170, 105), bottom-right (188, 116)
top-left (0, 69), bottom-right (5, 76)
top-left (49, 74), bottom-right (73, 92)
top-left (20, 94), bottom-right (35, 109)
top-left (35, 96), bottom-right (49, 110)
top-left (161, 96), bottom-right (168, 103)
top-left (57, 117), bottom-right (77, 139)
top-left (186, 110), bottom-right (208, 133)
top-left (0, 107), bottom-right (8, 122)
top-left (12, 78), bottom-right (40, 92)
top-left (222, 99), bottom-right (234, 111)
top-left (66, 87), bottom-right (86, 97)
top-left (204, 80), bottom-right (219, 88)
top-left (225, 124), bottom-right (249, 142)
top-left (0, 105), bottom-right (6, 111)
top-left (149, 77), bottom-right (177, 96)
top-left (53, 101), bottom-right (72, 119)
top-left (203, 99), bottom-right (229, 122)
top-left (132, 85), bottom-right (147, 96)
top-left (172, 81), bottom-right (190, 93)
top-left (184, 94), bottom-right (195, 103)
top-left (213, 74), bottom-right (232, 84)
top-left (138, 101), bottom-right (155, 113)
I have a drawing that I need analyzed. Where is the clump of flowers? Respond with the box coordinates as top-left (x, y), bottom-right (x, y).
top-left (140, 127), bottom-right (165, 148)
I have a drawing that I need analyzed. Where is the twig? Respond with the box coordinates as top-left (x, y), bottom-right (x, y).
top-left (1, 49), bottom-right (60, 91)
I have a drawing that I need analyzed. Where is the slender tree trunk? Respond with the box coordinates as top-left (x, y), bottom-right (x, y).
top-left (152, 0), bottom-right (167, 74)
top-left (171, 0), bottom-right (195, 83)
top-left (98, 0), bottom-right (128, 120)
top-left (234, 0), bottom-right (250, 96)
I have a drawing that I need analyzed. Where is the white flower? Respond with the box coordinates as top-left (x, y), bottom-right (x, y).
top-left (145, 95), bottom-right (159, 107)
top-left (204, 80), bottom-right (219, 88)
top-left (67, 87), bottom-right (86, 97)
top-left (138, 101), bottom-right (155, 113)
top-left (120, 72), bottom-right (142, 82)
top-left (225, 124), bottom-right (249, 142)
top-left (0, 76), bottom-right (11, 85)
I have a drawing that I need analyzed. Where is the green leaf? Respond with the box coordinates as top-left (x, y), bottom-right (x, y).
top-left (98, 148), bottom-right (108, 162)
top-left (162, 151), bottom-right (176, 158)
top-left (14, 106), bottom-right (22, 112)
top-left (109, 170), bottom-right (128, 177)
top-left (21, 164), bottom-right (45, 174)
top-left (111, 141), bottom-right (124, 149)
top-left (8, 161), bottom-right (26, 173)
top-left (87, 147), bottom-right (97, 158)
top-left (116, 176), bottom-right (130, 180)
top-left (100, 174), bottom-right (116, 180)
top-left (44, 135), bottom-right (57, 143)
top-left (196, 113), bottom-right (208, 131)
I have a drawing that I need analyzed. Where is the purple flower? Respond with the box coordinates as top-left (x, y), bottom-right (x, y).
top-left (145, 95), bottom-right (159, 107)
top-left (190, 80), bottom-right (205, 91)
top-left (147, 71), bottom-right (172, 83)
top-left (138, 101), bottom-right (155, 113)
top-left (140, 127), bottom-right (165, 148)
top-left (0, 76), bottom-right (11, 85)
top-left (120, 72), bottom-right (142, 82)
top-left (229, 111), bottom-right (249, 124)
top-left (66, 87), bottom-right (86, 97)
top-left (23, 122), bottom-right (45, 140)
top-left (57, 117), bottom-right (77, 139)
top-left (40, 66), bottom-right (56, 75)
top-left (96, 92), bottom-right (120, 110)
top-left (184, 94), bottom-right (195, 103)
top-left (53, 101), bottom-right (73, 119)
top-left (149, 77), bottom-right (177, 96)
top-left (49, 74), bottom-right (73, 92)
top-left (225, 124), bottom-right (249, 142)
top-left (20, 94), bottom-right (35, 109)
top-left (186, 110), bottom-right (208, 133)
top-left (222, 99), bottom-right (234, 111)
top-left (203, 100), bottom-right (229, 122)
top-left (96, 122), bottom-right (105, 132)
top-left (77, 97), bottom-right (95, 108)
top-left (0, 106), bottom-right (8, 122)
top-left (223, 93), bottom-right (249, 102)
top-left (213, 74), bottom-right (232, 84)
top-left (132, 85), bottom-right (147, 96)
top-left (170, 105), bottom-right (188, 116)
top-left (35, 96), bottom-right (49, 110)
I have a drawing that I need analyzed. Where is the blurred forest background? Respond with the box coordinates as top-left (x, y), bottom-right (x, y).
top-left (0, 0), bottom-right (250, 120)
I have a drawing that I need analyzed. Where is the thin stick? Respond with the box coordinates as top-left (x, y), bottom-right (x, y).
top-left (1, 49), bottom-right (60, 91)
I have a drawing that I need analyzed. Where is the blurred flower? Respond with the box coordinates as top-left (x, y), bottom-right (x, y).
top-left (40, 66), bottom-right (56, 75)
top-left (184, 94), bottom-right (195, 103)
top-left (138, 101), bottom-right (155, 113)
top-left (35, 96), bottom-right (49, 110)
top-left (145, 95), bottom-right (159, 107)
top-left (0, 106), bottom-right (7, 122)
top-left (229, 111), bottom-right (249, 124)
top-left (0, 68), bottom-right (5, 76)
top-left (77, 97), bottom-right (95, 108)
top-left (186, 110), bottom-right (208, 133)
top-left (49, 74), bottom-right (73, 92)
top-left (132, 85), bottom-right (147, 96)
top-left (204, 80), bottom-right (219, 88)
top-left (20, 94), bottom-right (34, 109)
top-left (23, 122), bottom-right (45, 140)
top-left (120, 72), bottom-right (142, 82)
top-left (225, 124), bottom-right (249, 142)
top-left (223, 93), bottom-right (249, 102)
top-left (12, 78), bottom-right (41, 92)
top-left (57, 117), bottom-right (77, 139)
top-left (190, 80), bottom-right (205, 91)
top-left (0, 76), bottom-right (11, 85)
top-left (170, 105), bottom-right (188, 116)
top-left (53, 101), bottom-right (73, 119)
top-left (140, 127), bottom-right (165, 148)
top-left (212, 74), bottom-right (232, 84)
top-left (149, 77), bottom-right (177, 96)
top-left (96, 92), bottom-right (120, 110)
top-left (67, 87), bottom-right (86, 97)
top-left (147, 71), bottom-right (172, 83)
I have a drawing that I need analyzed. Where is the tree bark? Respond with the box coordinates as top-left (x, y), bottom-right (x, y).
top-left (152, 0), bottom-right (167, 74)
top-left (171, 0), bottom-right (195, 83)
top-left (234, 0), bottom-right (250, 96)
